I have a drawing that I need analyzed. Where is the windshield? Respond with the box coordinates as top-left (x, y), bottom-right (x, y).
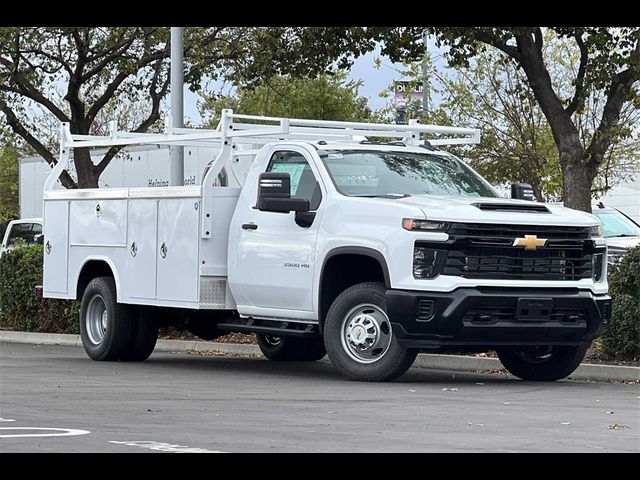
top-left (319, 150), bottom-right (497, 198)
top-left (593, 210), bottom-right (640, 238)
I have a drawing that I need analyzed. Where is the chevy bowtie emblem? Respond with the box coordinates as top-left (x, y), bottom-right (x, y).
top-left (513, 235), bottom-right (547, 250)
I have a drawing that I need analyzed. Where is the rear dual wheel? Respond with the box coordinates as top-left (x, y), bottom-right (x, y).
top-left (79, 276), bottom-right (158, 362)
top-left (257, 334), bottom-right (326, 361)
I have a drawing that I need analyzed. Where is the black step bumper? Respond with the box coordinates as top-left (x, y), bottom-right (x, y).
top-left (386, 287), bottom-right (611, 349)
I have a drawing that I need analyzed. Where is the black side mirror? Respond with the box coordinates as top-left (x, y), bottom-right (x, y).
top-left (511, 183), bottom-right (535, 201)
top-left (257, 172), bottom-right (309, 213)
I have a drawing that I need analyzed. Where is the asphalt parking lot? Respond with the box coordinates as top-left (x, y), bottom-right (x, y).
top-left (1, 342), bottom-right (638, 452)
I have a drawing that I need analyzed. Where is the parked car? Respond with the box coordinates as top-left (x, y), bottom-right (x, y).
top-left (591, 203), bottom-right (640, 267)
top-left (0, 218), bottom-right (43, 258)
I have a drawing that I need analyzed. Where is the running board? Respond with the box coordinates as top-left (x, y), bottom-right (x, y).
top-left (217, 317), bottom-right (320, 337)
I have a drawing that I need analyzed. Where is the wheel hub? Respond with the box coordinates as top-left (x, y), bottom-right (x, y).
top-left (85, 294), bottom-right (107, 346)
top-left (341, 304), bottom-right (392, 364)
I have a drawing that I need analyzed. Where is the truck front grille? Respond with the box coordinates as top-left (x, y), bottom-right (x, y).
top-left (443, 246), bottom-right (593, 280)
top-left (415, 223), bottom-right (597, 281)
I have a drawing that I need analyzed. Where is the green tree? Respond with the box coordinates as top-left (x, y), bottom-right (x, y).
top-left (0, 27), bottom-right (379, 188)
top-left (371, 27), bottom-right (640, 212)
top-left (0, 145), bottom-right (19, 223)
top-left (199, 72), bottom-right (373, 127)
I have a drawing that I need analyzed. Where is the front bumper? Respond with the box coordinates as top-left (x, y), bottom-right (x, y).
top-left (386, 287), bottom-right (611, 348)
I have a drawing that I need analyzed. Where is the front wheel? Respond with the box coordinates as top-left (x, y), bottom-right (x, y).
top-left (323, 282), bottom-right (417, 381)
top-left (496, 344), bottom-right (589, 381)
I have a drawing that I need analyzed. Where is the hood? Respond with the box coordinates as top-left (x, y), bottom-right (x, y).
top-left (392, 195), bottom-right (600, 227)
top-left (605, 236), bottom-right (640, 250)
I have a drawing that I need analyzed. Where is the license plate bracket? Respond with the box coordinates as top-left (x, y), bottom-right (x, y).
top-left (516, 298), bottom-right (553, 322)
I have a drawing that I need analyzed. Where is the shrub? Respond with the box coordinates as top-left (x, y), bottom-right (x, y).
top-left (0, 244), bottom-right (79, 333)
top-left (601, 245), bottom-right (640, 360)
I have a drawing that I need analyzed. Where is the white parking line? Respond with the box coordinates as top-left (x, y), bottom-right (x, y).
top-left (109, 440), bottom-right (224, 453)
top-left (0, 427), bottom-right (90, 438)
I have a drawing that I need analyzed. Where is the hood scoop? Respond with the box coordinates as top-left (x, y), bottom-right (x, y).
top-left (472, 202), bottom-right (550, 213)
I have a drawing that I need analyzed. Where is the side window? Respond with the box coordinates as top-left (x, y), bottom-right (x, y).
top-left (267, 151), bottom-right (322, 210)
top-left (7, 223), bottom-right (34, 246)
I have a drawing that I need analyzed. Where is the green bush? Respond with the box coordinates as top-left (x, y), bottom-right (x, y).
top-left (0, 244), bottom-right (79, 333)
top-left (601, 245), bottom-right (640, 360)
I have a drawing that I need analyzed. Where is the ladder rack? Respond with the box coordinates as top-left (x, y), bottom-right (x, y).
top-left (45, 109), bottom-right (481, 191)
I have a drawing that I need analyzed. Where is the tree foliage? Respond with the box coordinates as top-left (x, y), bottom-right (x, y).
top-left (0, 27), bottom-right (379, 188)
top-left (0, 145), bottom-right (19, 223)
top-left (199, 72), bottom-right (374, 127)
top-left (371, 27), bottom-right (640, 212)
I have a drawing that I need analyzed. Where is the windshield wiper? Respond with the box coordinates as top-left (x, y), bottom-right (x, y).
top-left (352, 193), bottom-right (411, 199)
top-left (606, 234), bottom-right (639, 238)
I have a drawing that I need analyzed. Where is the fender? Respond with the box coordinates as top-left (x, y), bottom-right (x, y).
top-left (73, 255), bottom-right (122, 301)
top-left (320, 246), bottom-right (391, 288)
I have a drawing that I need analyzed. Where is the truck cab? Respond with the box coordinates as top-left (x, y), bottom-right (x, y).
top-left (42, 111), bottom-right (611, 382)
top-left (1, 218), bottom-right (43, 257)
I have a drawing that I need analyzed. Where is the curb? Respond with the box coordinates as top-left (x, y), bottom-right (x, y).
top-left (1, 330), bottom-right (638, 383)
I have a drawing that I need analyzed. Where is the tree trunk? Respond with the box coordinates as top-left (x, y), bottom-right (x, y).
top-left (73, 147), bottom-right (99, 188)
top-left (560, 152), bottom-right (595, 213)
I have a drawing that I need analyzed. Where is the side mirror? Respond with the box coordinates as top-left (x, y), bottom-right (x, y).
top-left (511, 183), bottom-right (535, 201)
top-left (34, 234), bottom-right (45, 245)
top-left (257, 172), bottom-right (309, 213)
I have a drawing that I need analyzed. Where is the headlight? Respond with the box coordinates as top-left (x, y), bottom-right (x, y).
top-left (403, 218), bottom-right (449, 231)
top-left (589, 225), bottom-right (602, 238)
top-left (413, 246), bottom-right (445, 279)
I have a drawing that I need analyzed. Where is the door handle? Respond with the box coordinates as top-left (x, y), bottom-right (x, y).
top-left (242, 223), bottom-right (258, 230)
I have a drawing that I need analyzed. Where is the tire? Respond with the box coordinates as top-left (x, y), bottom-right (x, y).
top-left (496, 344), bottom-right (590, 381)
top-left (121, 307), bottom-right (158, 362)
top-left (79, 276), bottom-right (133, 361)
top-left (323, 282), bottom-right (417, 381)
top-left (257, 334), bottom-right (326, 361)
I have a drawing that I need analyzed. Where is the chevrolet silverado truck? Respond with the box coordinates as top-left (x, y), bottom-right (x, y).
top-left (41, 110), bottom-right (611, 381)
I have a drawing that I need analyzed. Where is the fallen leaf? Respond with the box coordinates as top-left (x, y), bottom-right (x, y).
top-left (604, 411), bottom-right (614, 415)
top-left (561, 422), bottom-right (571, 425)
top-left (608, 423), bottom-right (630, 430)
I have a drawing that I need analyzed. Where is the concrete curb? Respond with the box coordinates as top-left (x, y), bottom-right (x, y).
top-left (1, 330), bottom-right (638, 383)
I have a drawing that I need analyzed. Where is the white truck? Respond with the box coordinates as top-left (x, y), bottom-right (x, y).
top-left (41, 110), bottom-right (611, 381)
top-left (1, 218), bottom-right (43, 257)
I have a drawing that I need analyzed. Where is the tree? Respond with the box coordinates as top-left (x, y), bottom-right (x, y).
top-left (0, 27), bottom-right (379, 188)
top-left (372, 27), bottom-right (640, 212)
top-left (199, 72), bottom-right (374, 127)
top-left (0, 145), bottom-right (19, 223)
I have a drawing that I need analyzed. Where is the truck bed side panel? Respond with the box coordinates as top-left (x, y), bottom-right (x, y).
top-left (43, 200), bottom-right (69, 296)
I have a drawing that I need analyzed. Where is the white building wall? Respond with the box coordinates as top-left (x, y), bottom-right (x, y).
top-left (598, 174), bottom-right (640, 224)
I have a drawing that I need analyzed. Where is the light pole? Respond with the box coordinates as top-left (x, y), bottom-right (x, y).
top-left (169, 26), bottom-right (184, 187)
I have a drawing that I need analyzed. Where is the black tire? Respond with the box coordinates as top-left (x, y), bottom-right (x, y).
top-left (79, 276), bottom-right (133, 361)
top-left (257, 334), bottom-right (326, 361)
top-left (323, 282), bottom-right (417, 381)
top-left (496, 344), bottom-right (590, 381)
top-left (121, 307), bottom-right (158, 362)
